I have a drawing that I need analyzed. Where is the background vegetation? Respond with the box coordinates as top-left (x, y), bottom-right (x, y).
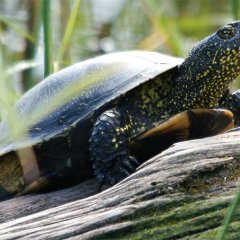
top-left (0, 0), bottom-right (239, 94)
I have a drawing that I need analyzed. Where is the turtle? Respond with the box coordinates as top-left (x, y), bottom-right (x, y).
top-left (1, 21), bottom-right (240, 201)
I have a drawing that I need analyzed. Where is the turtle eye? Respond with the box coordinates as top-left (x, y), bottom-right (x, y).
top-left (217, 25), bottom-right (236, 39)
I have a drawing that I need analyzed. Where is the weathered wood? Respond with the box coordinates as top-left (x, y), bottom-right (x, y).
top-left (1, 129), bottom-right (240, 239)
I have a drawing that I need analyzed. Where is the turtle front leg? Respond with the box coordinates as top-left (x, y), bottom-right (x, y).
top-left (219, 90), bottom-right (240, 126)
top-left (89, 109), bottom-right (139, 186)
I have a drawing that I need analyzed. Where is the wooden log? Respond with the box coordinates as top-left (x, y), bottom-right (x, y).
top-left (0, 129), bottom-right (240, 239)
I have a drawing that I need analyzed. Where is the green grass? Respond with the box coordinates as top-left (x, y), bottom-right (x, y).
top-left (42, 0), bottom-right (52, 77)
top-left (232, 0), bottom-right (240, 20)
top-left (55, 0), bottom-right (81, 70)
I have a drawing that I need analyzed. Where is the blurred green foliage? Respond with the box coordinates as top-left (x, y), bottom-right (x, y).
top-left (0, 0), bottom-right (239, 92)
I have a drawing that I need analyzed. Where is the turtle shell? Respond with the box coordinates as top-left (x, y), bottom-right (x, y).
top-left (0, 51), bottom-right (183, 156)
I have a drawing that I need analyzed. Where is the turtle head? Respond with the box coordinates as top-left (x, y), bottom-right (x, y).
top-left (174, 21), bottom-right (240, 111)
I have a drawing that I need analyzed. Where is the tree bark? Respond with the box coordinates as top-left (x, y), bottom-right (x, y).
top-left (1, 129), bottom-right (240, 239)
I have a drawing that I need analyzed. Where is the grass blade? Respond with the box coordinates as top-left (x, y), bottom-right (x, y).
top-left (217, 188), bottom-right (240, 240)
top-left (42, 0), bottom-right (52, 77)
top-left (232, 0), bottom-right (240, 20)
top-left (56, 0), bottom-right (81, 69)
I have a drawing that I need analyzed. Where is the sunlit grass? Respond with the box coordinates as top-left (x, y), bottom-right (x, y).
top-left (0, 52), bottom-right (39, 138)
top-left (140, 0), bottom-right (184, 56)
top-left (0, 51), bottom-right (28, 158)
top-left (55, 0), bottom-right (81, 70)
top-left (0, 14), bottom-right (34, 43)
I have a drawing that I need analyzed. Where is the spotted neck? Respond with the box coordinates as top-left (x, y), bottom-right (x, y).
top-left (168, 37), bottom-right (240, 114)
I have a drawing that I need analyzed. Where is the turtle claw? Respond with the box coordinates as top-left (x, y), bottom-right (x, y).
top-left (129, 156), bottom-right (139, 167)
top-left (114, 155), bottom-right (139, 181)
top-left (95, 155), bottom-right (139, 189)
top-left (122, 159), bottom-right (136, 172)
top-left (118, 167), bottom-right (131, 179)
